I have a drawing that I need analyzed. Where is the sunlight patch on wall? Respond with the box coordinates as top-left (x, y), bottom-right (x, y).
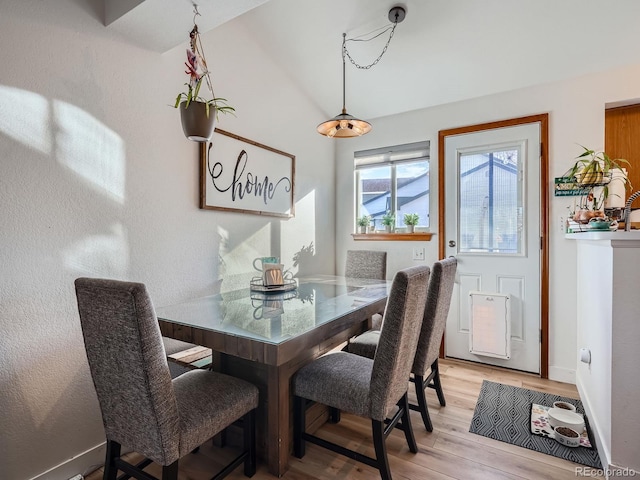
top-left (219, 223), bottom-right (272, 293)
top-left (0, 86), bottom-right (52, 155)
top-left (282, 190), bottom-right (316, 276)
top-left (63, 223), bottom-right (129, 278)
top-left (54, 100), bottom-right (125, 203)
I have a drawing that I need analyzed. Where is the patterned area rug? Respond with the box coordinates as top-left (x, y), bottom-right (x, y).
top-left (469, 380), bottom-right (602, 468)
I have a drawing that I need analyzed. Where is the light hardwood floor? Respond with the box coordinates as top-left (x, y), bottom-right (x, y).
top-left (85, 359), bottom-right (584, 480)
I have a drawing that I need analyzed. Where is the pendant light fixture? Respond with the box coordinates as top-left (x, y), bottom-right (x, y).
top-left (317, 6), bottom-right (406, 138)
top-left (316, 33), bottom-right (371, 138)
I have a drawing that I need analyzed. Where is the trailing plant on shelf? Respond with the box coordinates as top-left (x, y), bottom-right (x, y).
top-left (381, 211), bottom-right (395, 232)
top-left (566, 145), bottom-right (631, 223)
top-left (173, 15), bottom-right (235, 142)
top-left (567, 145), bottom-right (629, 186)
top-left (403, 213), bottom-right (419, 233)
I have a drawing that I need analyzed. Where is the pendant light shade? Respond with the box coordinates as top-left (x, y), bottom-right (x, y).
top-left (317, 108), bottom-right (372, 138)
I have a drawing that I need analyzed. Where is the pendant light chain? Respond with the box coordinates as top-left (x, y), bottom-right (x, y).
top-left (343, 21), bottom-right (399, 70)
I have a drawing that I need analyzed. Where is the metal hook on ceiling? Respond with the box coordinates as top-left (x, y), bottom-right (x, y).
top-left (192, 2), bottom-right (201, 26)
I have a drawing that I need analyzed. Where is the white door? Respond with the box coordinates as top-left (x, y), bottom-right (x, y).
top-left (444, 122), bottom-right (541, 373)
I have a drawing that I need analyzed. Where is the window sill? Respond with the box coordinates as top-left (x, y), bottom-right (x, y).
top-left (351, 232), bottom-right (434, 241)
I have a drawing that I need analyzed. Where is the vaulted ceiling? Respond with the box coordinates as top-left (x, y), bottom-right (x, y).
top-left (106, 0), bottom-right (640, 120)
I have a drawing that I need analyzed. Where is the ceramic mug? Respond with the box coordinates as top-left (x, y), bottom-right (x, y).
top-left (253, 256), bottom-right (279, 271)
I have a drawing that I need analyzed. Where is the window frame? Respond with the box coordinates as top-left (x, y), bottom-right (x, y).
top-left (354, 141), bottom-right (432, 240)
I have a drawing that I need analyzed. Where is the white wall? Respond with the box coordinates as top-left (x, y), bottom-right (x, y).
top-left (573, 235), bottom-right (640, 472)
top-left (336, 62), bottom-right (640, 384)
top-left (0, 2), bottom-right (335, 479)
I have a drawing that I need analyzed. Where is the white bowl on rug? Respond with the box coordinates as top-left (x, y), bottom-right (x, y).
top-left (548, 408), bottom-right (583, 431)
top-left (554, 426), bottom-right (581, 447)
top-left (552, 400), bottom-right (576, 412)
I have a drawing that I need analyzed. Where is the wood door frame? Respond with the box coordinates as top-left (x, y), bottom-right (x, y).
top-left (437, 114), bottom-right (549, 378)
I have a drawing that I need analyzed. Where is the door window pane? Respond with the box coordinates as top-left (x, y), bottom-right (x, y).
top-left (458, 149), bottom-right (522, 254)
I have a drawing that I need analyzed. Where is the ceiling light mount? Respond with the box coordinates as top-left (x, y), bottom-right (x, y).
top-left (388, 6), bottom-right (406, 24)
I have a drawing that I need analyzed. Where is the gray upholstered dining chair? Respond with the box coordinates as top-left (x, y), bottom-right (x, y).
top-left (75, 277), bottom-right (258, 480)
top-left (347, 257), bottom-right (457, 432)
top-left (292, 265), bottom-right (430, 480)
top-left (345, 249), bottom-right (387, 329)
top-left (345, 249), bottom-right (387, 279)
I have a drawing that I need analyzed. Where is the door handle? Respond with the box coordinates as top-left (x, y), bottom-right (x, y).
top-left (449, 240), bottom-right (456, 247)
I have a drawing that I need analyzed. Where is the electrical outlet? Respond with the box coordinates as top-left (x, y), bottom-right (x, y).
top-left (412, 247), bottom-right (425, 261)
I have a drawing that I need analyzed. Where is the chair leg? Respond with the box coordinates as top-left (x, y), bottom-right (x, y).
top-left (414, 374), bottom-right (433, 432)
top-left (104, 440), bottom-right (121, 480)
top-left (431, 359), bottom-right (446, 406)
top-left (294, 396), bottom-right (306, 458)
top-left (161, 461), bottom-right (179, 480)
top-left (399, 393), bottom-right (418, 453)
top-left (372, 420), bottom-right (392, 480)
top-left (243, 409), bottom-right (256, 477)
top-left (329, 406), bottom-right (341, 424)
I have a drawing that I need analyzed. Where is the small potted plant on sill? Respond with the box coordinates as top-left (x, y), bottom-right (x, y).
top-left (381, 211), bottom-right (395, 233)
top-left (173, 23), bottom-right (235, 142)
top-left (357, 215), bottom-right (371, 234)
top-left (403, 213), bottom-right (419, 233)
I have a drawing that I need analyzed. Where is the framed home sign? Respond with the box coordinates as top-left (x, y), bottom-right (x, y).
top-left (199, 129), bottom-right (295, 218)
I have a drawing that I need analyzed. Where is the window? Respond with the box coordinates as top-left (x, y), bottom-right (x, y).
top-left (458, 148), bottom-right (522, 254)
top-left (355, 141), bottom-right (430, 231)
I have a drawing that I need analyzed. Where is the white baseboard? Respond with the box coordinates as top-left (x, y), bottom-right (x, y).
top-left (548, 365), bottom-right (576, 384)
top-left (29, 442), bottom-right (106, 480)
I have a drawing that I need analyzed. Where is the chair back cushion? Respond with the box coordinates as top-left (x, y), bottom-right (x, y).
top-left (345, 250), bottom-right (387, 280)
top-left (412, 257), bottom-right (458, 376)
top-left (369, 265), bottom-right (429, 420)
top-left (75, 278), bottom-right (180, 465)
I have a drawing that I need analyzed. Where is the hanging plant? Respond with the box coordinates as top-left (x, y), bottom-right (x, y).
top-left (173, 12), bottom-right (234, 141)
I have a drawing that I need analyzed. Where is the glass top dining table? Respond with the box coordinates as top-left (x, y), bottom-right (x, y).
top-left (155, 274), bottom-right (390, 477)
top-left (155, 274), bottom-right (390, 346)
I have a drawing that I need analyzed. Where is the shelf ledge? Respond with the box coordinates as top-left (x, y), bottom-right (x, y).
top-left (351, 232), bottom-right (433, 241)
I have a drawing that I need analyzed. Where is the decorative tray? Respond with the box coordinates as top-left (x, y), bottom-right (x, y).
top-left (250, 289), bottom-right (298, 302)
top-left (250, 277), bottom-right (297, 294)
